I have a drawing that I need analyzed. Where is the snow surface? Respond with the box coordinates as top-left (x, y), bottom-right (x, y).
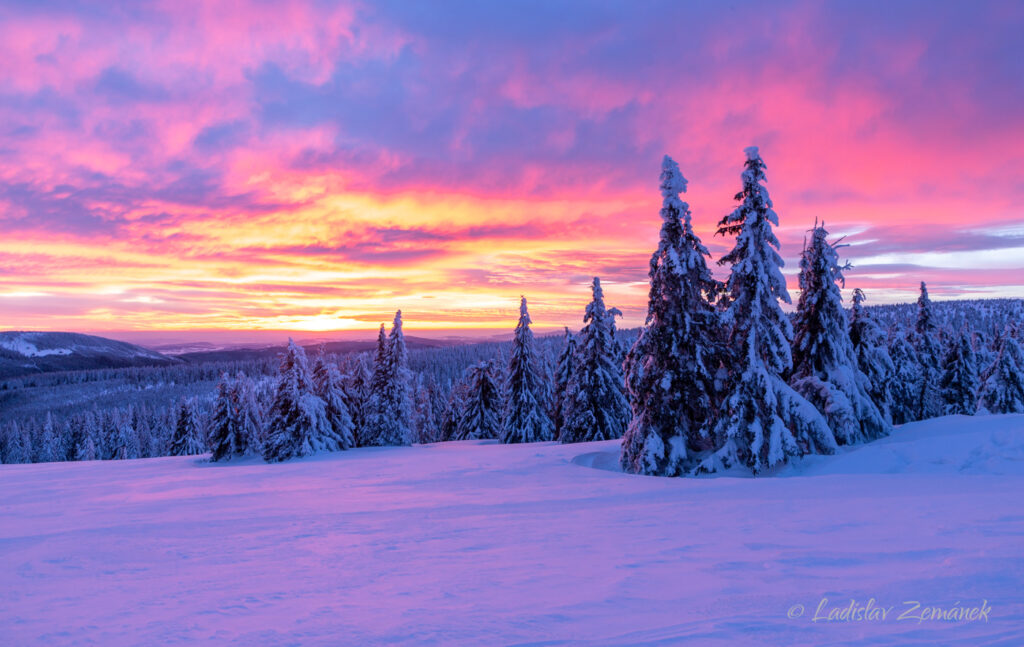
top-left (0, 336), bottom-right (72, 357)
top-left (2, 415), bottom-right (1024, 645)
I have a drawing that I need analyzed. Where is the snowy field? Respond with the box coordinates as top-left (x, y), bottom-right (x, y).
top-left (2, 416), bottom-right (1023, 646)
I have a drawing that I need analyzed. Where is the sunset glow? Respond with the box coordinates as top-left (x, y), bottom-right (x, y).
top-left (1, 1), bottom-right (1022, 337)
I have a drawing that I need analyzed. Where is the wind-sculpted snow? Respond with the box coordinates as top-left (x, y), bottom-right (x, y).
top-left (1, 415), bottom-right (1023, 645)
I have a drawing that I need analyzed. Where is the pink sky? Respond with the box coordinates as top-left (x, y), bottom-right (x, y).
top-left (1, 1), bottom-right (1022, 339)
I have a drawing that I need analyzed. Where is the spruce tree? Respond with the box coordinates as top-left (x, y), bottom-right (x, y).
top-left (209, 374), bottom-right (242, 461)
top-left (312, 352), bottom-right (356, 450)
top-left (621, 155), bottom-right (721, 475)
top-left (940, 327), bottom-right (980, 415)
top-left (560, 277), bottom-right (630, 443)
top-left (234, 373), bottom-right (265, 454)
top-left (552, 327), bottom-right (577, 437)
top-left (262, 339), bottom-right (336, 462)
top-left (849, 288), bottom-right (895, 422)
top-left (39, 413), bottom-right (59, 463)
top-left (454, 361), bottom-right (503, 441)
top-left (412, 376), bottom-right (440, 443)
top-left (790, 225), bottom-right (890, 444)
top-left (888, 332), bottom-right (922, 424)
top-left (170, 399), bottom-right (204, 456)
top-left (501, 297), bottom-right (554, 443)
top-left (364, 312), bottom-right (413, 446)
top-left (74, 433), bottom-right (97, 462)
top-left (439, 379), bottom-right (469, 442)
top-left (705, 147), bottom-right (836, 473)
top-left (977, 331), bottom-right (1024, 414)
top-left (913, 282), bottom-right (944, 419)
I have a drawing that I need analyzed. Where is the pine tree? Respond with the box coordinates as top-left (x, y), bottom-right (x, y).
top-left (704, 147), bottom-right (836, 473)
top-left (38, 413), bottom-right (59, 463)
top-left (501, 297), bottom-right (554, 443)
top-left (552, 327), bottom-right (577, 436)
top-left (454, 361), bottom-right (503, 441)
top-left (849, 288), bottom-right (895, 422)
top-left (790, 225), bottom-right (890, 444)
top-left (312, 352), bottom-right (356, 450)
top-left (913, 282), bottom-right (944, 419)
top-left (977, 331), bottom-right (1024, 414)
top-left (209, 373), bottom-right (256, 461)
top-left (4, 421), bottom-right (29, 464)
top-left (364, 312), bottom-right (413, 446)
top-left (74, 433), bottom-right (97, 462)
top-left (235, 372), bottom-right (265, 454)
top-left (412, 375), bottom-right (440, 443)
top-left (262, 339), bottom-right (340, 462)
top-left (940, 327), bottom-right (980, 415)
top-left (170, 399), bottom-right (204, 456)
top-left (621, 155), bottom-right (721, 475)
top-left (439, 378), bottom-right (469, 442)
top-left (888, 332), bottom-right (922, 424)
top-left (560, 277), bottom-right (630, 443)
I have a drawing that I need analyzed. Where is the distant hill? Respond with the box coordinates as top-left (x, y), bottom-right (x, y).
top-left (0, 332), bottom-right (179, 378)
top-left (172, 335), bottom-right (454, 364)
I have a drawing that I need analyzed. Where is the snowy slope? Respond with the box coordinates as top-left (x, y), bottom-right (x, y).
top-left (0, 331), bottom-right (176, 377)
top-left (1, 415), bottom-right (1023, 646)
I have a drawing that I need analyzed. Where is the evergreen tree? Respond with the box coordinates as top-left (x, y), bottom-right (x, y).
top-left (412, 375), bottom-right (440, 443)
top-left (977, 331), bottom-right (1024, 414)
top-left (344, 354), bottom-right (373, 445)
top-left (940, 327), bottom-right (980, 415)
top-left (704, 147), bottom-right (836, 473)
top-left (364, 312), bottom-right (413, 446)
top-left (621, 155), bottom-right (721, 475)
top-left (5, 421), bottom-right (29, 464)
top-left (439, 378), bottom-right (469, 442)
top-left (888, 332), bottom-right (922, 424)
top-left (913, 282), bottom-right (944, 419)
top-left (262, 339), bottom-right (340, 462)
top-left (454, 361), bottom-right (503, 441)
top-left (552, 327), bottom-right (577, 436)
top-left (74, 433), bottom-right (97, 462)
top-left (501, 297), bottom-right (554, 443)
top-left (849, 288), bottom-right (895, 422)
top-left (560, 277), bottom-right (630, 443)
top-left (312, 352), bottom-right (356, 450)
top-left (235, 373), bottom-right (266, 453)
top-left (209, 374), bottom-right (255, 461)
top-left (39, 413), bottom-right (59, 463)
top-left (790, 225), bottom-right (890, 444)
top-left (170, 399), bottom-right (204, 456)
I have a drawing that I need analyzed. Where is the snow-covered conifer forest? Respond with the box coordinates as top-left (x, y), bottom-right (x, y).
top-left (2, 149), bottom-right (1023, 471)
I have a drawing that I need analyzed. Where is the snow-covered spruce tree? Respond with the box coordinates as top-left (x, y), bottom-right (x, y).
top-left (170, 399), bottom-right (204, 456)
top-left (233, 373), bottom-right (265, 454)
top-left (560, 277), bottom-right (630, 443)
top-left (412, 375), bottom-right (440, 443)
top-left (262, 339), bottom-right (337, 462)
top-left (790, 225), bottom-right (890, 444)
top-left (439, 378), bottom-right (470, 442)
top-left (888, 331), bottom-right (922, 424)
top-left (913, 282), bottom-right (944, 420)
top-left (343, 354), bottom-right (373, 445)
top-left (501, 297), bottom-right (555, 443)
top-left (552, 327), bottom-right (577, 436)
top-left (74, 433), bottom-right (97, 462)
top-left (703, 147), bottom-right (836, 473)
top-left (312, 351), bottom-right (356, 450)
top-left (209, 374), bottom-right (242, 461)
top-left (621, 155), bottom-right (721, 475)
top-left (849, 288), bottom-right (895, 422)
top-left (977, 331), bottom-right (1024, 414)
top-left (364, 311), bottom-right (413, 446)
top-left (940, 327), bottom-right (980, 415)
top-left (39, 413), bottom-right (59, 463)
top-left (454, 361), bottom-right (503, 441)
